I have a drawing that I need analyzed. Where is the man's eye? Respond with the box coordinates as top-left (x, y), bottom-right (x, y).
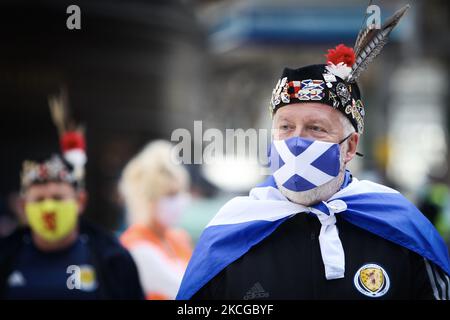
top-left (280, 124), bottom-right (292, 131)
top-left (309, 125), bottom-right (326, 133)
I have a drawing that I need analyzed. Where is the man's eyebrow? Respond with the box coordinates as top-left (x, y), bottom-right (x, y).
top-left (303, 117), bottom-right (331, 125)
top-left (276, 116), bottom-right (294, 122)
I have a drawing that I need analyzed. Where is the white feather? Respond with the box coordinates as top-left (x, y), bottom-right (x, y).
top-left (325, 62), bottom-right (352, 81)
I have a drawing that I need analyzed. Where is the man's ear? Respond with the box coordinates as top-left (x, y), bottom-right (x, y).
top-left (271, 119), bottom-right (277, 140)
top-left (76, 189), bottom-right (88, 215)
top-left (344, 133), bottom-right (360, 163)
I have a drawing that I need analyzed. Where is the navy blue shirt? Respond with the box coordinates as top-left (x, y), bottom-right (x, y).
top-left (4, 235), bottom-right (99, 300)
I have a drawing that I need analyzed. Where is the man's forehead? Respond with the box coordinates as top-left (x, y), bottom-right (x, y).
top-left (274, 103), bottom-right (341, 122)
top-left (26, 182), bottom-right (75, 196)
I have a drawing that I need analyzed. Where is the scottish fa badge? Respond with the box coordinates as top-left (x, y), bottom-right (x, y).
top-left (354, 263), bottom-right (390, 298)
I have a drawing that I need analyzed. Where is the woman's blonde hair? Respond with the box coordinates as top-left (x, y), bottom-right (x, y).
top-left (119, 140), bottom-right (189, 225)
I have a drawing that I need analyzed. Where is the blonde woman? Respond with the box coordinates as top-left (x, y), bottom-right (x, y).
top-left (119, 140), bottom-right (192, 300)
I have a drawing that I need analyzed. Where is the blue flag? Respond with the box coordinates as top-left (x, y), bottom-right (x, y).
top-left (176, 174), bottom-right (450, 300)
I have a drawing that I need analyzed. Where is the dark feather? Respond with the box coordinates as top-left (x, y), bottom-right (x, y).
top-left (348, 4), bottom-right (410, 82)
top-left (354, 0), bottom-right (375, 57)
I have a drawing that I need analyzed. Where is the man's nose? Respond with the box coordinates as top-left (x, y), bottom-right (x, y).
top-left (293, 126), bottom-right (309, 139)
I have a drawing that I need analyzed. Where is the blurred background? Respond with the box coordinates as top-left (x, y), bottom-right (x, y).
top-left (1, 0), bottom-right (449, 245)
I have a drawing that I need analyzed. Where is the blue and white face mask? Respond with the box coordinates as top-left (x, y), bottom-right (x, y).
top-left (269, 136), bottom-right (345, 192)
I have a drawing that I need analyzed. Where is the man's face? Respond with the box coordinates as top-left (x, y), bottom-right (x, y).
top-left (273, 102), bottom-right (345, 143)
top-left (23, 182), bottom-right (85, 214)
top-left (21, 182), bottom-right (87, 244)
top-left (25, 182), bottom-right (76, 203)
top-left (271, 102), bottom-right (358, 205)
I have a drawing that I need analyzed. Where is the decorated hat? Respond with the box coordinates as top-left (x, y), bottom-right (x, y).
top-left (270, 4), bottom-right (410, 134)
top-left (21, 154), bottom-right (78, 189)
top-left (20, 90), bottom-right (87, 190)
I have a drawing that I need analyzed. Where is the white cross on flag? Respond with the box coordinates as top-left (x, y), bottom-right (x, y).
top-left (269, 137), bottom-right (340, 192)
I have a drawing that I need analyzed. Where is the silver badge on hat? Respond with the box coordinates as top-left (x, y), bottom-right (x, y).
top-left (336, 82), bottom-right (350, 105)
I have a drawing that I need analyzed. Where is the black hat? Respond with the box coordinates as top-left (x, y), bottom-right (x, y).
top-left (20, 130), bottom-right (87, 190)
top-left (21, 154), bottom-right (78, 190)
top-left (21, 90), bottom-right (87, 191)
top-left (270, 62), bottom-right (365, 133)
top-left (269, 4), bottom-right (410, 135)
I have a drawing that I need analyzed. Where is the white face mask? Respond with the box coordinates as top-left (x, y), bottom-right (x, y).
top-left (155, 193), bottom-right (191, 227)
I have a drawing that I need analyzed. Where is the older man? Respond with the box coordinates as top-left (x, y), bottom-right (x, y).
top-left (177, 5), bottom-right (450, 300)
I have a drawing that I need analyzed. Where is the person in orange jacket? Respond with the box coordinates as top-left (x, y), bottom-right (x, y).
top-left (119, 140), bottom-right (192, 300)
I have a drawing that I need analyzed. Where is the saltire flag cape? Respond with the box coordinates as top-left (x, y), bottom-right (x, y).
top-left (176, 173), bottom-right (450, 300)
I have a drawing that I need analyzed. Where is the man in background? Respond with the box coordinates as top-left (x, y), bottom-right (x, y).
top-left (0, 132), bottom-right (144, 299)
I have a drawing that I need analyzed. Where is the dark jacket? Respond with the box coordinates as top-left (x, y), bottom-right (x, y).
top-left (0, 219), bottom-right (144, 300)
top-left (193, 213), bottom-right (448, 300)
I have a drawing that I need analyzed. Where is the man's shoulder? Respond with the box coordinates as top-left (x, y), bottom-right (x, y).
top-left (337, 215), bottom-right (409, 250)
top-left (340, 177), bottom-right (400, 196)
top-left (0, 227), bottom-right (27, 251)
top-left (79, 219), bottom-right (130, 260)
top-left (79, 220), bottom-right (144, 299)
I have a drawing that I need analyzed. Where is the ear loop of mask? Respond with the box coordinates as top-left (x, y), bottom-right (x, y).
top-left (338, 133), bottom-right (364, 157)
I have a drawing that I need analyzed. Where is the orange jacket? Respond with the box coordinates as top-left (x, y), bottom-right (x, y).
top-left (121, 224), bottom-right (192, 300)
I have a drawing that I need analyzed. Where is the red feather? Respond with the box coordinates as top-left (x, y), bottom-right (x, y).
top-left (326, 44), bottom-right (355, 67)
top-left (61, 131), bottom-right (85, 152)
